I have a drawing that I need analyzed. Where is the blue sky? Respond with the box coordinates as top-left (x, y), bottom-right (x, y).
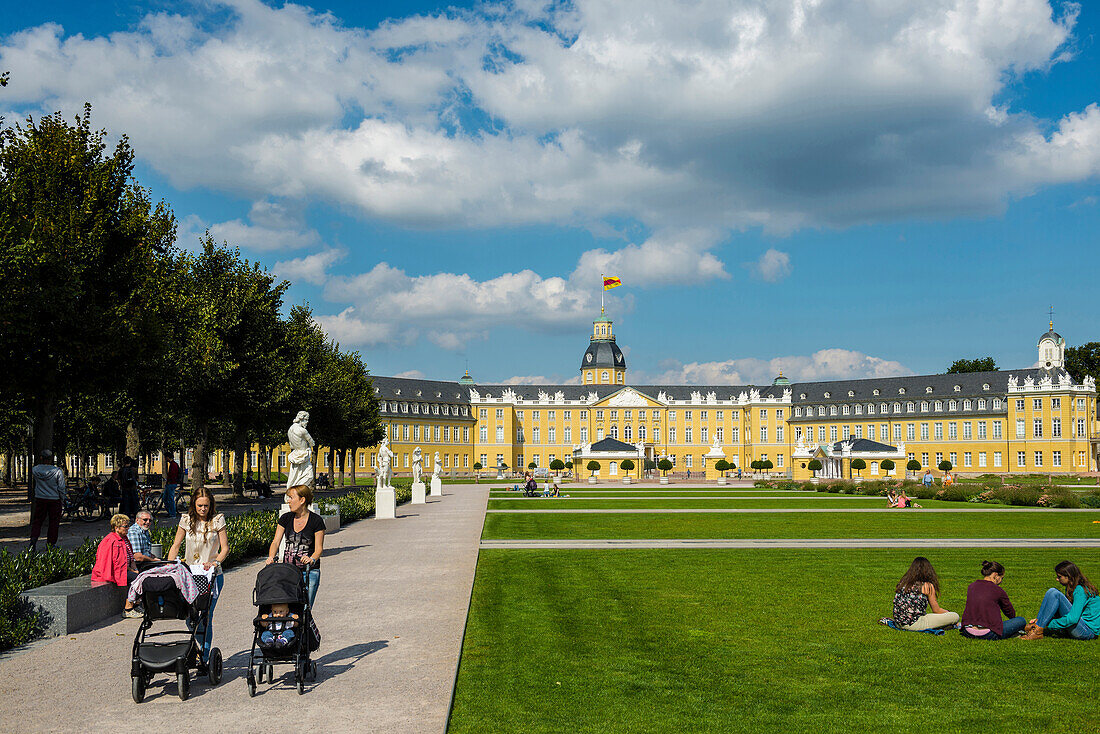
top-left (3, 1), bottom-right (1098, 385)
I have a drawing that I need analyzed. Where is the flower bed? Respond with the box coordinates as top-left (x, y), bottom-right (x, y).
top-left (761, 478), bottom-right (1099, 510)
top-left (0, 484), bottom-right (411, 652)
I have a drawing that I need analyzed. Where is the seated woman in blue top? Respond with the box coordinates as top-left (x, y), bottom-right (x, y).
top-left (1022, 560), bottom-right (1100, 640)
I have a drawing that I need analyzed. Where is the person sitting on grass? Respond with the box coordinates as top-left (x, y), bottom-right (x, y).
top-left (896, 489), bottom-right (921, 509)
top-left (1022, 560), bottom-right (1100, 640)
top-left (91, 513), bottom-right (142, 618)
top-left (893, 556), bottom-right (959, 631)
top-left (886, 489), bottom-right (899, 507)
top-left (960, 561), bottom-right (1026, 640)
top-left (259, 602), bottom-right (299, 648)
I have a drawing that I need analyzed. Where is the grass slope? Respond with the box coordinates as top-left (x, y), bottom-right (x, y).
top-left (449, 549), bottom-right (1100, 733)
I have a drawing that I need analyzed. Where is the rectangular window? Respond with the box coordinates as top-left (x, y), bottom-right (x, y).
top-left (434, 426), bottom-right (440, 442)
top-left (794, 426), bottom-right (802, 440)
top-left (533, 428), bottom-right (541, 444)
top-left (776, 426), bottom-right (784, 442)
top-left (279, 453), bottom-right (286, 468)
top-left (759, 409), bottom-right (767, 421)
top-left (463, 455), bottom-right (469, 468)
top-left (608, 410), bottom-right (615, 420)
top-left (854, 425), bottom-right (863, 439)
top-left (777, 454), bottom-right (784, 467)
top-left (479, 426), bottom-right (488, 442)
top-left (696, 411), bottom-right (704, 420)
top-left (403, 453), bottom-right (410, 468)
top-left (580, 427), bottom-right (588, 442)
top-left (817, 426), bottom-right (825, 442)
top-left (936, 452), bottom-right (943, 466)
top-left (880, 425), bottom-right (889, 441)
top-left (947, 423), bottom-right (957, 439)
top-left (1078, 418), bottom-right (1087, 437)
top-left (1034, 451), bottom-right (1043, 467)
top-left (495, 426), bottom-right (504, 442)
top-left (463, 427), bottom-right (469, 443)
top-left (993, 421), bottom-right (1002, 439)
top-left (701, 427), bottom-right (709, 444)
top-left (669, 428), bottom-right (677, 444)
top-left (1033, 418), bottom-right (1043, 438)
top-left (977, 422), bottom-right (986, 439)
top-left (685, 454), bottom-right (693, 468)
top-left (949, 452), bottom-right (957, 466)
top-left (908, 424), bottom-right (916, 441)
top-left (1052, 418), bottom-right (1061, 438)
top-left (1053, 451), bottom-right (1061, 467)
top-left (653, 410), bottom-right (661, 420)
top-left (685, 410), bottom-right (692, 421)
top-left (717, 428), bottom-right (724, 442)
top-left (596, 410), bottom-right (604, 420)
top-left (1017, 451), bottom-right (1026, 468)
top-left (563, 410), bottom-right (571, 420)
top-left (480, 408), bottom-right (487, 419)
top-left (962, 422), bottom-right (971, 439)
top-left (654, 428), bottom-right (661, 443)
top-left (548, 427), bottom-right (556, 443)
top-left (685, 427), bottom-right (693, 443)
top-left (934, 423), bottom-right (943, 440)
top-left (1016, 419), bottom-right (1025, 438)
top-left (920, 423), bottom-right (929, 440)
top-left (413, 425), bottom-right (420, 441)
top-left (580, 410), bottom-right (588, 420)
top-left (759, 426), bottom-right (767, 443)
top-left (776, 409), bottom-right (784, 420)
top-left (564, 427), bottom-right (572, 443)
top-left (978, 452), bottom-right (986, 467)
top-left (993, 451), bottom-right (1001, 467)
top-left (1052, 397), bottom-right (1061, 410)
top-left (1015, 399), bottom-right (1024, 411)
top-left (358, 452), bottom-right (366, 468)
top-left (1033, 398), bottom-right (1042, 411)
top-left (842, 425), bottom-right (850, 439)
top-left (964, 452), bottom-right (972, 467)
top-left (548, 410), bottom-right (556, 420)
top-left (1077, 398), bottom-right (1085, 411)
top-left (495, 409), bottom-right (504, 419)
top-left (830, 426), bottom-right (838, 441)
top-left (894, 425), bottom-right (903, 441)
top-left (921, 453), bottom-right (929, 467)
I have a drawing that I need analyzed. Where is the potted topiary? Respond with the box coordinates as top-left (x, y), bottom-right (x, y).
top-left (550, 459), bottom-right (565, 476)
top-left (620, 458), bottom-right (635, 484)
top-left (851, 458), bottom-right (866, 480)
top-left (762, 459), bottom-right (774, 478)
top-left (644, 458), bottom-right (656, 479)
top-left (658, 458), bottom-right (673, 484)
top-left (880, 459), bottom-right (895, 477)
top-left (586, 460), bottom-right (601, 483)
top-left (807, 458), bottom-right (822, 479)
top-left (938, 460), bottom-right (952, 473)
top-left (528, 461), bottom-right (537, 471)
top-left (714, 459), bottom-right (730, 485)
top-left (906, 459), bottom-right (921, 479)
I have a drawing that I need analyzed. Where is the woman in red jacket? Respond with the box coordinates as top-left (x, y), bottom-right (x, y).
top-left (91, 514), bottom-right (141, 617)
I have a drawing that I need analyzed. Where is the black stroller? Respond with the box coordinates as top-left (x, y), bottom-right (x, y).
top-left (248, 562), bottom-right (320, 696)
top-left (131, 572), bottom-right (222, 702)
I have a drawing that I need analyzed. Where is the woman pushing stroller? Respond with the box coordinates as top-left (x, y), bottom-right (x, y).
top-left (266, 484), bottom-right (325, 608)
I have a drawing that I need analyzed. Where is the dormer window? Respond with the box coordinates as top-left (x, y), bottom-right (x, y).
top-left (948, 400), bottom-right (957, 411)
top-left (824, 392), bottom-right (831, 398)
top-left (982, 383), bottom-right (990, 391)
top-left (925, 387), bottom-right (933, 394)
top-left (873, 389), bottom-right (880, 396)
top-left (934, 400), bottom-right (942, 411)
top-left (848, 390), bottom-right (854, 397)
top-left (953, 385), bottom-right (961, 392)
top-left (800, 393), bottom-right (806, 400)
top-left (899, 388), bottom-right (906, 395)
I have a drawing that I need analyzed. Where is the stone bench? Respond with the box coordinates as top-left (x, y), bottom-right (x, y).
top-left (23, 575), bottom-right (125, 637)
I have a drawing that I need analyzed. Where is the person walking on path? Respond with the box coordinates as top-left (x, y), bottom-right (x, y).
top-left (892, 556), bottom-right (959, 631)
top-left (29, 450), bottom-right (66, 551)
top-left (164, 456), bottom-right (181, 519)
top-left (922, 470), bottom-right (934, 488)
top-left (266, 484), bottom-right (325, 608)
top-left (166, 488), bottom-right (228, 662)
top-left (960, 561), bottom-right (1026, 640)
top-left (119, 457), bottom-right (140, 519)
top-left (1023, 561), bottom-right (1100, 640)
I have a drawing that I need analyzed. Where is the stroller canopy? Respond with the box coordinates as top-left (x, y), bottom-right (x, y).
top-left (255, 563), bottom-right (305, 606)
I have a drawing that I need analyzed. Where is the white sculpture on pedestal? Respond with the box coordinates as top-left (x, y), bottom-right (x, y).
top-left (430, 451), bottom-right (443, 497)
top-left (432, 451), bottom-right (442, 479)
top-left (412, 447), bottom-right (423, 483)
top-left (376, 436), bottom-right (395, 490)
top-left (286, 411), bottom-right (315, 488)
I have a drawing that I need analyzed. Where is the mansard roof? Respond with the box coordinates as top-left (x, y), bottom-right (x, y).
top-left (371, 376), bottom-right (468, 403)
top-left (832, 438), bottom-right (898, 453)
top-left (791, 368), bottom-right (1057, 404)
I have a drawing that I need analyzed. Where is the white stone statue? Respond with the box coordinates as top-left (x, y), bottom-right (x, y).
top-left (433, 451), bottom-right (442, 479)
top-left (690, 390), bottom-right (702, 403)
top-left (587, 391), bottom-right (598, 402)
top-left (501, 387), bottom-right (517, 402)
top-left (286, 411), bottom-right (316, 488)
top-left (738, 391), bottom-right (748, 403)
top-left (1059, 371), bottom-right (1071, 387)
top-left (412, 446), bottom-right (423, 483)
top-left (705, 391), bottom-right (717, 403)
top-left (376, 436), bottom-right (395, 490)
top-left (1085, 375), bottom-right (1096, 390)
top-left (538, 390), bottom-right (549, 402)
top-left (1024, 375), bottom-right (1035, 388)
top-left (468, 388), bottom-right (480, 402)
top-left (1039, 373), bottom-right (1053, 389)
top-left (554, 391), bottom-right (565, 403)
top-left (1007, 375), bottom-right (1018, 389)
top-left (749, 388), bottom-right (760, 401)
top-left (657, 391), bottom-right (668, 403)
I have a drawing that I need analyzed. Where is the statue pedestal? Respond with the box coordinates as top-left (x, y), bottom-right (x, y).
top-left (430, 477), bottom-right (442, 496)
top-left (411, 481), bottom-right (426, 504)
top-left (376, 488), bottom-right (396, 519)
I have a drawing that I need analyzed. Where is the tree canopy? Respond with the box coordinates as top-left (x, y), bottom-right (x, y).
top-left (946, 356), bottom-right (997, 373)
top-left (1065, 343), bottom-right (1100, 385)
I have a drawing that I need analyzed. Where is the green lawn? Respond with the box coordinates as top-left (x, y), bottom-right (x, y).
top-left (482, 511), bottom-right (1100, 539)
top-left (485, 498), bottom-right (1014, 510)
top-left (490, 489), bottom-right (824, 496)
top-left (449, 549), bottom-right (1100, 733)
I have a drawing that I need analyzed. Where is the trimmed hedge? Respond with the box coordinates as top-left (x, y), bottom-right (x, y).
top-left (0, 484), bottom-right (411, 653)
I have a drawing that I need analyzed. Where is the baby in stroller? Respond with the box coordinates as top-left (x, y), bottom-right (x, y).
top-left (248, 562), bottom-right (320, 695)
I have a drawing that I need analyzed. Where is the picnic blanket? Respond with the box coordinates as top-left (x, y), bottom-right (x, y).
top-left (878, 618), bottom-right (946, 635)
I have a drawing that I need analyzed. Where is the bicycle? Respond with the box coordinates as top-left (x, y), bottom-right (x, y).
top-left (63, 482), bottom-right (108, 523)
top-left (138, 484), bottom-right (166, 516)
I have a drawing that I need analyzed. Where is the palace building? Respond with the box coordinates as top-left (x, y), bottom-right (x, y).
top-left (361, 315), bottom-right (1098, 481)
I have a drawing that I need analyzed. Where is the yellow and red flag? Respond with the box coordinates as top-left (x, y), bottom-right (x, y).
top-left (603, 276), bottom-right (622, 290)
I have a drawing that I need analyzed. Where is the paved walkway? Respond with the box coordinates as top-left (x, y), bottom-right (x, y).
top-left (485, 507), bottom-right (1100, 513)
top-left (481, 538), bottom-right (1100, 549)
top-left (0, 485), bottom-right (490, 733)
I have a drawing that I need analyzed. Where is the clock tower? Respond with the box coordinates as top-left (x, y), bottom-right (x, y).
top-left (580, 314), bottom-right (627, 386)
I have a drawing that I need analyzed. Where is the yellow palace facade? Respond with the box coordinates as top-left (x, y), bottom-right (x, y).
top-left (361, 316), bottom-right (1098, 482)
top-left (139, 314), bottom-right (1095, 483)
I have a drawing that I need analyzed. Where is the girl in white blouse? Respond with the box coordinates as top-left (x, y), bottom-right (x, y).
top-left (167, 487), bottom-right (229, 663)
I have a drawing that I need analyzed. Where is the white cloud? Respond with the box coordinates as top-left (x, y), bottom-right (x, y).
top-left (645, 349), bottom-right (914, 385)
top-left (208, 200), bottom-right (322, 252)
top-left (497, 375), bottom-right (582, 385)
top-left (0, 0), bottom-right (1095, 238)
top-left (747, 248), bottom-right (791, 282)
top-left (273, 249), bottom-right (345, 286)
top-left (392, 369), bottom-right (426, 379)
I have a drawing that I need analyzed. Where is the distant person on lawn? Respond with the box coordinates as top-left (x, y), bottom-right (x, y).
top-left (892, 557), bottom-right (959, 631)
top-left (960, 561), bottom-right (1026, 640)
top-left (1023, 561), bottom-right (1100, 640)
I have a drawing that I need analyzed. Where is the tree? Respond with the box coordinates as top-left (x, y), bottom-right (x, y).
top-left (586, 460), bottom-right (601, 476)
top-left (762, 459), bottom-right (774, 474)
top-left (947, 357), bottom-right (997, 373)
top-left (565, 460), bottom-right (573, 470)
top-left (657, 458), bottom-right (672, 475)
top-left (1065, 343), bottom-right (1100, 385)
top-left (528, 461), bottom-right (537, 470)
top-left (851, 458), bottom-right (866, 477)
top-left (620, 458), bottom-right (635, 477)
top-left (938, 460), bottom-right (953, 472)
top-left (750, 460), bottom-right (761, 474)
top-left (881, 459), bottom-right (895, 475)
top-left (807, 459), bottom-right (822, 477)
top-left (0, 105), bottom-right (175, 459)
top-left (473, 462), bottom-right (483, 472)
top-left (549, 459), bottom-right (565, 474)
top-left (906, 459), bottom-right (921, 476)
top-left (714, 459), bottom-right (730, 476)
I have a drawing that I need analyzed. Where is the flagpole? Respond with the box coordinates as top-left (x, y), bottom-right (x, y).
top-left (601, 272), bottom-right (605, 315)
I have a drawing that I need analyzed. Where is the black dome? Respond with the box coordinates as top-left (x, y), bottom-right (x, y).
top-left (581, 340), bottom-right (625, 370)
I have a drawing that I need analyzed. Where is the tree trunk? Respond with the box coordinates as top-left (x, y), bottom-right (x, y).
top-left (258, 444), bottom-right (269, 485)
top-left (160, 435), bottom-right (170, 487)
top-left (125, 421), bottom-right (140, 463)
top-left (33, 392), bottom-right (58, 460)
top-left (338, 448), bottom-right (346, 487)
top-left (191, 424), bottom-right (207, 491)
top-left (233, 432), bottom-right (247, 497)
top-left (350, 448), bottom-right (357, 487)
top-left (221, 447), bottom-right (231, 488)
top-left (328, 448), bottom-right (335, 487)
top-left (4, 448), bottom-right (12, 487)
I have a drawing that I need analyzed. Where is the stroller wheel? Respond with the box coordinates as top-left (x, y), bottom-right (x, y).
top-left (266, 663), bottom-right (274, 682)
top-left (207, 647), bottom-right (223, 686)
top-left (177, 670), bottom-right (190, 701)
top-left (247, 672), bottom-right (257, 697)
top-left (131, 675), bottom-right (146, 704)
top-left (309, 660), bottom-right (318, 681)
top-left (296, 660), bottom-right (306, 695)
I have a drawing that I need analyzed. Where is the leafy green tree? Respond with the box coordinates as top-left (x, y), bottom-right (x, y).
top-left (880, 459), bottom-right (895, 475)
top-left (644, 458), bottom-right (656, 472)
top-left (851, 458), bottom-right (867, 477)
top-left (714, 459), bottom-right (730, 476)
top-left (946, 357), bottom-right (997, 373)
top-left (906, 459), bottom-right (921, 476)
top-left (565, 460), bottom-right (573, 470)
top-left (0, 105), bottom-right (175, 458)
top-left (473, 462), bottom-right (482, 471)
top-left (620, 458), bottom-right (635, 477)
top-left (586, 460), bottom-right (601, 476)
top-left (762, 459), bottom-right (774, 473)
top-left (657, 459), bottom-right (672, 475)
top-left (549, 459), bottom-right (565, 474)
top-left (807, 459), bottom-right (822, 477)
top-left (938, 460), bottom-right (953, 472)
top-left (528, 461), bottom-right (537, 470)
top-left (1065, 343), bottom-right (1100, 385)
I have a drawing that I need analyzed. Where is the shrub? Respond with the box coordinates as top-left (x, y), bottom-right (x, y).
top-left (800, 481), bottom-right (817, 492)
top-left (528, 462), bottom-right (537, 470)
top-left (859, 481), bottom-right (888, 496)
top-left (1037, 487), bottom-right (1080, 509)
top-left (620, 459), bottom-right (635, 472)
top-left (714, 459), bottom-right (730, 474)
top-left (807, 459), bottom-right (822, 475)
top-left (586, 460), bottom-right (601, 474)
top-left (912, 485), bottom-right (937, 500)
top-left (1080, 493), bottom-right (1100, 509)
top-left (643, 459), bottom-right (656, 471)
top-left (473, 462), bottom-right (483, 471)
top-left (993, 485), bottom-right (1042, 507)
top-left (906, 459), bottom-right (921, 473)
top-left (880, 459), bottom-right (895, 474)
top-left (934, 486), bottom-right (971, 503)
top-left (657, 459), bottom-right (673, 473)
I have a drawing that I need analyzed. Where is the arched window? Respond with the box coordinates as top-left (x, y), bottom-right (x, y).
top-left (624, 425), bottom-right (633, 441)
top-left (871, 461), bottom-right (879, 475)
top-left (638, 425), bottom-right (647, 441)
top-left (602, 371), bottom-right (609, 383)
top-left (618, 373), bottom-right (624, 383)
top-left (611, 425), bottom-right (619, 439)
top-left (609, 461), bottom-right (618, 475)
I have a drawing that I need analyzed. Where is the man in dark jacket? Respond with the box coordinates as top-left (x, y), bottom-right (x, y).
top-left (29, 451), bottom-right (66, 551)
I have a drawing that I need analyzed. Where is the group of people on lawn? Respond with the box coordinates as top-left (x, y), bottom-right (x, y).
top-left (892, 557), bottom-right (1099, 640)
